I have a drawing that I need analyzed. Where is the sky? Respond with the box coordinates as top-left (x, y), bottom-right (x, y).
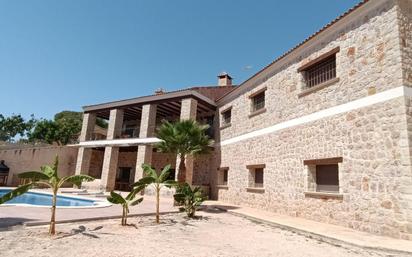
top-left (0, 0), bottom-right (360, 120)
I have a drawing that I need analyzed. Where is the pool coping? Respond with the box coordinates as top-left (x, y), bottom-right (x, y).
top-left (0, 187), bottom-right (112, 209)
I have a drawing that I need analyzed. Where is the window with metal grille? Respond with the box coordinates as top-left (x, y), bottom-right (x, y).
top-left (222, 109), bottom-right (231, 125)
top-left (304, 55), bottom-right (336, 88)
top-left (251, 92), bottom-right (265, 112)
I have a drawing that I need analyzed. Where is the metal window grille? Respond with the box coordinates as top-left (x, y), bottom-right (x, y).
top-left (305, 55), bottom-right (336, 88)
top-left (252, 92), bottom-right (265, 112)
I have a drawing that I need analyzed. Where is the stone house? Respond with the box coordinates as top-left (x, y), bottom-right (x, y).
top-left (74, 0), bottom-right (412, 239)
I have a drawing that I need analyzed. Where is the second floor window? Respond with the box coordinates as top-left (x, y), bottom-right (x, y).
top-left (251, 92), bottom-right (265, 112)
top-left (304, 55), bottom-right (336, 88)
top-left (299, 47), bottom-right (339, 89)
top-left (221, 109), bottom-right (231, 126)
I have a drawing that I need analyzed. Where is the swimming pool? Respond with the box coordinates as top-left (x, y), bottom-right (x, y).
top-left (0, 189), bottom-right (109, 208)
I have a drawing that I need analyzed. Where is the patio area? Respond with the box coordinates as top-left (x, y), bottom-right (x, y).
top-left (0, 194), bottom-right (176, 229)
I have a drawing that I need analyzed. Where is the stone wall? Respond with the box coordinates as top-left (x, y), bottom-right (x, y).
top-left (216, 97), bottom-right (412, 239)
top-left (212, 1), bottom-right (412, 240)
top-left (151, 152), bottom-right (176, 171)
top-left (398, 0), bottom-right (412, 87)
top-left (0, 146), bottom-right (77, 186)
top-left (218, 0), bottom-right (403, 141)
top-left (193, 152), bottom-right (213, 186)
top-left (89, 149), bottom-right (104, 178)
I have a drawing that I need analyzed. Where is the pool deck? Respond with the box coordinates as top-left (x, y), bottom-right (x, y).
top-left (0, 190), bottom-right (177, 229)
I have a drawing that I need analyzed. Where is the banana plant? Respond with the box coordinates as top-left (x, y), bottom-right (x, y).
top-left (0, 156), bottom-right (94, 235)
top-left (107, 184), bottom-right (145, 226)
top-left (174, 182), bottom-right (206, 218)
top-left (133, 164), bottom-right (177, 224)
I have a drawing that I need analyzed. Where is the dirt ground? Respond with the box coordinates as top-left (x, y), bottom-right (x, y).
top-left (0, 209), bottom-right (408, 257)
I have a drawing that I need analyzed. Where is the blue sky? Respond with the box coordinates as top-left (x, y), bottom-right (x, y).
top-left (0, 0), bottom-right (360, 120)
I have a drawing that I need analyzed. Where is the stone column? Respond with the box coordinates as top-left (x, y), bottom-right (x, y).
top-left (135, 104), bottom-right (157, 181)
top-left (101, 109), bottom-right (123, 191)
top-left (100, 146), bottom-right (119, 191)
top-left (75, 113), bottom-right (96, 175)
top-left (177, 98), bottom-right (198, 184)
top-left (79, 113), bottom-right (96, 142)
top-left (75, 147), bottom-right (92, 175)
top-left (106, 109), bottom-right (124, 140)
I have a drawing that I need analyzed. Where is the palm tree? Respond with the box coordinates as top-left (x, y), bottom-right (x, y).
top-left (0, 156), bottom-right (94, 235)
top-left (107, 184), bottom-right (145, 226)
top-left (134, 164), bottom-right (176, 223)
top-left (155, 119), bottom-right (213, 183)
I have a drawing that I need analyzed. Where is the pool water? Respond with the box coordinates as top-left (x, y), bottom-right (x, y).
top-left (0, 190), bottom-right (95, 207)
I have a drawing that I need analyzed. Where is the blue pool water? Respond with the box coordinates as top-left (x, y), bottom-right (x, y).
top-left (0, 190), bottom-right (95, 207)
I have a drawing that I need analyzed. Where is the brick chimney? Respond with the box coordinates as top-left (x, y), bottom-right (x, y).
top-left (217, 72), bottom-right (232, 86)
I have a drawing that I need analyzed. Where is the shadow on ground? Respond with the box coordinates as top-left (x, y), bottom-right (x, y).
top-left (56, 225), bottom-right (114, 240)
top-left (200, 204), bottom-right (239, 214)
top-left (0, 217), bottom-right (38, 231)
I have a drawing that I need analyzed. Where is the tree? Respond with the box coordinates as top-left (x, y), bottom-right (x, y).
top-left (28, 111), bottom-right (108, 145)
top-left (155, 120), bottom-right (213, 183)
top-left (134, 164), bottom-right (176, 223)
top-left (55, 110), bottom-right (108, 129)
top-left (0, 114), bottom-right (36, 142)
top-left (106, 185), bottom-right (145, 226)
top-left (54, 111), bottom-right (82, 123)
top-left (0, 156), bottom-right (94, 235)
top-left (174, 183), bottom-right (206, 218)
top-left (28, 119), bottom-right (59, 145)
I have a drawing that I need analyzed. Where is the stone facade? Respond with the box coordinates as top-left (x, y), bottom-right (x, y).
top-left (71, 0), bottom-right (412, 240)
top-left (211, 0), bottom-right (412, 240)
top-left (398, 0), bottom-right (412, 87)
top-left (218, 0), bottom-right (403, 142)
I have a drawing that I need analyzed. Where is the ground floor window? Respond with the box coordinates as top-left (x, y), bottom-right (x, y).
top-left (115, 167), bottom-right (132, 191)
top-left (304, 157), bottom-right (342, 196)
top-left (218, 167), bottom-right (229, 186)
top-left (315, 164), bottom-right (339, 192)
top-left (247, 164), bottom-right (265, 189)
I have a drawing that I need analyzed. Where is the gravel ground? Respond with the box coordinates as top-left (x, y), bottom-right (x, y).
top-left (0, 210), bottom-right (408, 257)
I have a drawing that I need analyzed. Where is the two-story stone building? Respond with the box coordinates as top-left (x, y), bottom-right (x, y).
top-left (76, 0), bottom-right (412, 239)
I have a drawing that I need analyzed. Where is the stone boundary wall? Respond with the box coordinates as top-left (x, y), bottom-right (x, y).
top-left (0, 146), bottom-right (78, 186)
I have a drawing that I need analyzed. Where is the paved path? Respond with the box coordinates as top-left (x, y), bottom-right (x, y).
top-left (203, 200), bottom-right (412, 255)
top-left (0, 195), bottom-right (176, 229)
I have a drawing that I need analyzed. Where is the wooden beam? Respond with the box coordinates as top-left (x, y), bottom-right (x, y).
top-left (303, 157), bottom-right (343, 165)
